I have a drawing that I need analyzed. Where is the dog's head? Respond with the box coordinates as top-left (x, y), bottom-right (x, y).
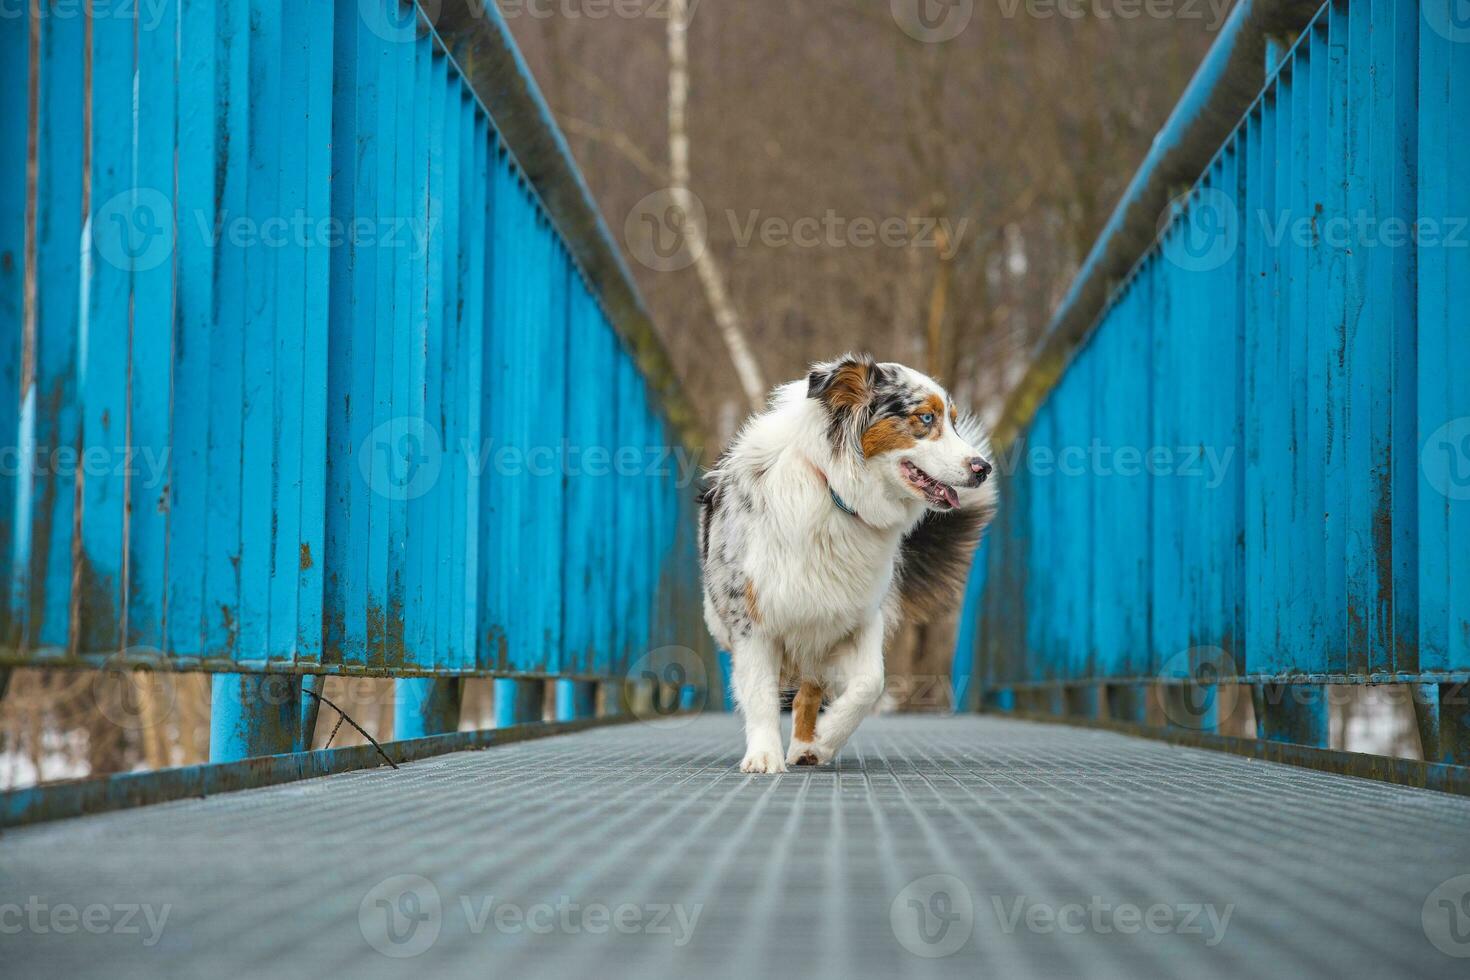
top-left (807, 352), bottom-right (992, 513)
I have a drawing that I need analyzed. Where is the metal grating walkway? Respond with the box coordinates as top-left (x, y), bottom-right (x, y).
top-left (3, 715), bottom-right (1469, 978)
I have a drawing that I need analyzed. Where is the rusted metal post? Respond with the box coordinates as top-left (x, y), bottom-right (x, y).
top-left (678, 683), bottom-right (702, 713)
top-left (298, 675), bottom-right (325, 752)
top-left (1431, 683), bottom-right (1470, 767)
top-left (981, 687), bottom-right (1015, 713)
top-left (494, 678), bottom-right (544, 727)
top-left (1107, 684), bottom-right (1148, 724)
top-left (601, 681), bottom-right (624, 717)
top-left (554, 679), bottom-right (598, 721)
top-left (210, 674), bottom-right (303, 763)
top-left (1065, 684), bottom-right (1101, 719)
top-left (1162, 681), bottom-right (1220, 733)
top-left (1258, 683), bottom-right (1328, 747)
top-left (1411, 683), bottom-right (1442, 764)
top-left (1250, 684), bottom-right (1267, 739)
top-left (396, 678), bottom-right (465, 740)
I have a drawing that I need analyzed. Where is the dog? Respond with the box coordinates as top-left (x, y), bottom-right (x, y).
top-left (698, 352), bottom-right (997, 772)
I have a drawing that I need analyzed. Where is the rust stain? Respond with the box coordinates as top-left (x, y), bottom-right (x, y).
top-left (366, 600), bottom-right (387, 669)
top-left (73, 554), bottom-right (119, 657)
top-left (298, 542), bottom-right (313, 570)
top-left (218, 604), bottom-right (239, 658)
top-left (387, 594), bottom-right (406, 667)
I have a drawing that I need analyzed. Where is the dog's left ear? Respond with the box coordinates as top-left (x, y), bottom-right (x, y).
top-left (808, 353), bottom-right (885, 454)
top-left (807, 352), bottom-right (879, 412)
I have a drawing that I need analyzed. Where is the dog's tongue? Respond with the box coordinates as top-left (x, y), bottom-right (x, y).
top-left (940, 484), bottom-right (960, 509)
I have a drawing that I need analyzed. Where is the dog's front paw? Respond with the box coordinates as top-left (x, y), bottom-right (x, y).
top-left (740, 741), bottom-right (787, 774)
top-left (786, 740), bottom-right (828, 767)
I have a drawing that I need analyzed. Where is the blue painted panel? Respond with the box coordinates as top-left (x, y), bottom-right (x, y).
top-left (127, 0), bottom-right (179, 659)
top-left (0, 6), bottom-right (25, 648)
top-left (77, 8), bottom-right (134, 655)
top-left (959, 0), bottom-right (1470, 696)
top-left (1418, 13), bottom-right (1470, 675)
top-left (15, 6), bottom-right (86, 656)
top-left (5, 0), bottom-right (699, 708)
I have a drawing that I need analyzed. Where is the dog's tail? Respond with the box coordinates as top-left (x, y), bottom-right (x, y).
top-left (892, 415), bottom-right (999, 625)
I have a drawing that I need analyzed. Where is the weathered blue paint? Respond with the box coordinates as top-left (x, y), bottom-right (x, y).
top-left (209, 673), bottom-right (303, 763)
top-left (960, 0), bottom-right (1470, 759)
top-left (0, 2), bottom-right (710, 766)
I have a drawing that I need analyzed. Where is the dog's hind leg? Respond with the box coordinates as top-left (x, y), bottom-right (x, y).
top-left (808, 613), bottom-right (885, 764)
top-left (786, 681), bottom-right (825, 766)
top-left (731, 636), bottom-right (787, 774)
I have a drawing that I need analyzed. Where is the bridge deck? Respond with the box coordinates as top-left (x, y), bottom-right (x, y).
top-left (4, 716), bottom-right (1468, 978)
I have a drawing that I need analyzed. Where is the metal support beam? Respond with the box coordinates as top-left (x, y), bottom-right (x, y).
top-left (494, 678), bottom-right (545, 727)
top-left (678, 684), bottom-right (702, 713)
top-left (626, 676), bottom-right (656, 720)
top-left (600, 681), bottom-right (624, 717)
top-left (396, 678), bottom-right (465, 740)
top-left (1065, 684), bottom-right (1101, 719)
top-left (554, 679), bottom-right (598, 722)
top-left (1411, 683), bottom-right (1441, 763)
top-left (1107, 684), bottom-right (1149, 724)
top-left (210, 674), bottom-right (304, 763)
top-left (1162, 682), bottom-right (1221, 734)
top-left (298, 675), bottom-right (325, 753)
top-left (981, 688), bottom-right (1016, 713)
top-left (1421, 682), bottom-right (1470, 767)
top-left (1258, 683), bottom-right (1329, 747)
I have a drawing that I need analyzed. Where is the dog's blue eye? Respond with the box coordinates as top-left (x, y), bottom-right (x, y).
top-left (919, 413), bottom-right (934, 425)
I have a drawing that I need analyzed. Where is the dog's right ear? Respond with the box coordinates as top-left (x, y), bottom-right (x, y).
top-left (807, 352), bottom-right (878, 411)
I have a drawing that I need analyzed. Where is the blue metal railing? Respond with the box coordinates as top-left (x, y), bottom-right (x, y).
top-left (0, 0), bottom-right (710, 780)
top-left (955, 0), bottom-right (1470, 781)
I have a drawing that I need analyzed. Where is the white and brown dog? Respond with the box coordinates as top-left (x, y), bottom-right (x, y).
top-left (698, 353), bottom-right (997, 773)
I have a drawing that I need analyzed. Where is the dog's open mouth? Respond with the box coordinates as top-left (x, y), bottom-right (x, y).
top-left (900, 460), bottom-right (959, 510)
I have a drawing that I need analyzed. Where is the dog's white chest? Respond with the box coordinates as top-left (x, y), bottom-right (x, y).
top-left (752, 517), bottom-right (897, 645)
